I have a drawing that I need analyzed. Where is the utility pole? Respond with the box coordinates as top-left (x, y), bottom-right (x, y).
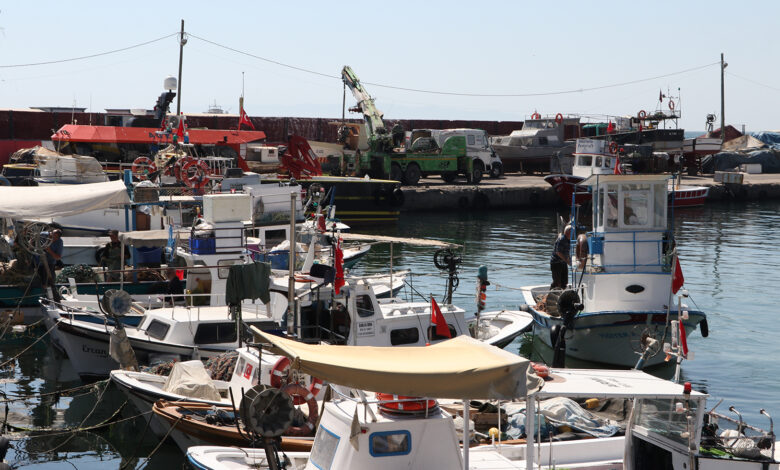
top-left (720, 53), bottom-right (727, 145)
top-left (176, 20), bottom-right (186, 115)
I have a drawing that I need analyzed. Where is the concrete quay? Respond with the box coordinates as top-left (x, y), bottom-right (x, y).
top-left (399, 173), bottom-right (780, 212)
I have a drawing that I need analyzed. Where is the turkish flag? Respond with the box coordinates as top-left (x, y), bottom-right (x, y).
top-left (679, 321), bottom-right (689, 356)
top-left (175, 114), bottom-right (185, 139)
top-left (430, 296), bottom-right (451, 338)
top-left (672, 257), bottom-right (684, 294)
top-left (239, 108), bottom-right (255, 130)
top-left (606, 121), bottom-right (614, 134)
top-left (614, 156), bottom-right (622, 175)
top-left (334, 238), bottom-right (345, 294)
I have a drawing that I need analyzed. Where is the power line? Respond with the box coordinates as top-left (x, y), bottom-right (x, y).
top-left (188, 34), bottom-right (718, 97)
top-left (0, 33), bottom-right (178, 68)
top-left (726, 71), bottom-right (780, 93)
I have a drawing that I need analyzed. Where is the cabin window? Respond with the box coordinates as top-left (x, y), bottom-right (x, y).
top-left (310, 425), bottom-right (340, 470)
top-left (595, 156), bottom-right (602, 167)
top-left (194, 322), bottom-right (237, 344)
top-left (145, 320), bottom-right (170, 340)
top-left (370, 430), bottom-right (412, 457)
top-left (467, 135), bottom-right (475, 145)
top-left (605, 157), bottom-right (612, 168)
top-left (390, 327), bottom-right (419, 346)
top-left (538, 137), bottom-right (548, 146)
top-left (475, 134), bottom-right (483, 146)
top-left (605, 185), bottom-right (619, 228)
top-left (622, 186), bottom-right (651, 227)
top-left (578, 155), bottom-right (593, 167)
top-left (355, 295), bottom-right (375, 318)
top-left (427, 324), bottom-right (457, 341)
top-left (653, 183), bottom-right (666, 227)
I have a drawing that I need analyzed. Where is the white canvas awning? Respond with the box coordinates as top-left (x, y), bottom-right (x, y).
top-left (0, 180), bottom-right (130, 219)
top-left (534, 368), bottom-right (706, 400)
top-left (338, 232), bottom-right (460, 248)
top-left (118, 229), bottom-right (189, 248)
top-left (254, 330), bottom-right (543, 400)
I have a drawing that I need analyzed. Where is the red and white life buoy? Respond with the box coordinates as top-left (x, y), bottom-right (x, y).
top-left (181, 159), bottom-right (210, 188)
top-left (281, 383), bottom-right (318, 436)
top-left (132, 157), bottom-right (157, 180)
top-left (555, 113), bottom-right (564, 124)
top-left (668, 100), bottom-right (675, 111)
top-left (270, 356), bottom-right (324, 405)
top-left (531, 112), bottom-right (541, 120)
top-left (375, 392), bottom-right (438, 414)
top-left (637, 110), bottom-right (647, 119)
top-left (174, 156), bottom-right (195, 180)
top-left (609, 141), bottom-right (618, 154)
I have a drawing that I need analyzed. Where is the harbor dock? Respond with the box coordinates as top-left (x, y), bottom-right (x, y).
top-left (400, 173), bottom-right (780, 212)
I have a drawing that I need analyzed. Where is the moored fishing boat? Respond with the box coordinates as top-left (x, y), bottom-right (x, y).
top-left (523, 173), bottom-right (708, 368)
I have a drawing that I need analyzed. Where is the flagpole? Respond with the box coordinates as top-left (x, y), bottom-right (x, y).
top-left (176, 19), bottom-right (185, 115)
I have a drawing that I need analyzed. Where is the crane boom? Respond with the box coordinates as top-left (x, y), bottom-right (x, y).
top-left (341, 66), bottom-right (392, 152)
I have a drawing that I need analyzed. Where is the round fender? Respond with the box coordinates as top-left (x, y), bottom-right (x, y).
top-left (181, 159), bottom-right (210, 188)
top-left (699, 318), bottom-right (709, 338)
top-left (637, 110), bottom-right (647, 119)
top-left (390, 187), bottom-right (405, 206)
top-left (270, 356), bottom-right (291, 389)
top-left (531, 112), bottom-right (541, 120)
top-left (609, 141), bottom-right (618, 154)
top-left (555, 113), bottom-right (563, 124)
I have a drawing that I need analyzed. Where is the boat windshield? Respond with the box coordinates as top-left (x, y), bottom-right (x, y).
top-left (632, 398), bottom-right (700, 447)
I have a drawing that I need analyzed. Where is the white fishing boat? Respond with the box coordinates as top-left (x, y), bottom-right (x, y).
top-left (187, 333), bottom-right (779, 470)
top-left (522, 174), bottom-right (709, 367)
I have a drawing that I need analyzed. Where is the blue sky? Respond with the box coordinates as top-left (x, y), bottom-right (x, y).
top-left (0, 1), bottom-right (777, 131)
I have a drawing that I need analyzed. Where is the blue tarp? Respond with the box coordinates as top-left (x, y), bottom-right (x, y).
top-left (750, 132), bottom-right (780, 150)
top-left (701, 149), bottom-right (780, 174)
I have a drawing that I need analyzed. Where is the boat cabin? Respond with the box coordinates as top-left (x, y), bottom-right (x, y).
top-left (571, 138), bottom-right (618, 179)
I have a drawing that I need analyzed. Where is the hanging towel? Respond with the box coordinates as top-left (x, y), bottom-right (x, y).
top-left (226, 261), bottom-right (271, 305)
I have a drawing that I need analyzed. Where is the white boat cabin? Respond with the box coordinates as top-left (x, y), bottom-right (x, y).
top-left (572, 138), bottom-right (618, 179)
top-left (577, 174), bottom-right (673, 312)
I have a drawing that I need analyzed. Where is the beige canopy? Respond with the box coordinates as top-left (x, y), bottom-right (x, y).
top-left (254, 330), bottom-right (543, 400)
top-left (0, 180), bottom-right (130, 219)
top-left (118, 229), bottom-right (189, 248)
top-left (338, 232), bottom-right (460, 248)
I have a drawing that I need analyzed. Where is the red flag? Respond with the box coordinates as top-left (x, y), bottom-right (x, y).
top-left (672, 257), bottom-right (684, 293)
top-left (659, 90), bottom-right (664, 102)
top-left (430, 296), bottom-right (451, 338)
top-left (679, 321), bottom-right (689, 356)
top-left (239, 108), bottom-right (255, 130)
top-left (175, 114), bottom-right (185, 139)
top-left (606, 121), bottom-right (614, 134)
top-left (334, 238), bottom-right (344, 294)
top-left (613, 156), bottom-right (622, 175)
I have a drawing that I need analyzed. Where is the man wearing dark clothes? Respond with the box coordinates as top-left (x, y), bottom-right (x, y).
top-left (550, 225), bottom-right (571, 289)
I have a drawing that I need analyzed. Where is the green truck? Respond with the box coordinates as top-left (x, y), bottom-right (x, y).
top-left (340, 66), bottom-right (501, 185)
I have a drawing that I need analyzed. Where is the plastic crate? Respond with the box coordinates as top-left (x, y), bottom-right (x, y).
top-left (190, 238), bottom-right (216, 255)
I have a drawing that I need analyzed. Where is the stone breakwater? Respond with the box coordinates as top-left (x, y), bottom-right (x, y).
top-left (398, 174), bottom-right (780, 212)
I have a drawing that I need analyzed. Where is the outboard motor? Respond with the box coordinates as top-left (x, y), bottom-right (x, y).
top-left (550, 289), bottom-right (583, 368)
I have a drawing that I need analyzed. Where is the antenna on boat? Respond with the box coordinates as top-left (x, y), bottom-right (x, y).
top-left (175, 19), bottom-right (186, 115)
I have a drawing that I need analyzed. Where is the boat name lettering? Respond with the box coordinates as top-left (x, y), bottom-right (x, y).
top-left (82, 345), bottom-right (108, 358)
top-left (357, 321), bottom-right (375, 337)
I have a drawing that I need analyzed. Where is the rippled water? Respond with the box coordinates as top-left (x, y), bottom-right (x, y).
top-left (1, 200), bottom-right (778, 467)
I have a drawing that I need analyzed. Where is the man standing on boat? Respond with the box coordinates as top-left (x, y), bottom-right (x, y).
top-left (100, 230), bottom-right (130, 282)
top-left (550, 225), bottom-right (571, 289)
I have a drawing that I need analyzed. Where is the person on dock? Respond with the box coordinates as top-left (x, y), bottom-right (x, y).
top-left (550, 225), bottom-right (571, 290)
top-left (99, 230), bottom-right (130, 282)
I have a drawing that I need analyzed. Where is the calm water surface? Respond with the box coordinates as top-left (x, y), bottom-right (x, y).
top-left (1, 200), bottom-right (778, 467)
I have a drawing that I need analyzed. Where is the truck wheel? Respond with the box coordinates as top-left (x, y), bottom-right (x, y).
top-left (490, 162), bottom-right (502, 179)
top-left (441, 172), bottom-right (457, 183)
top-left (390, 163), bottom-right (403, 183)
top-left (404, 164), bottom-right (421, 186)
top-left (467, 161), bottom-right (484, 184)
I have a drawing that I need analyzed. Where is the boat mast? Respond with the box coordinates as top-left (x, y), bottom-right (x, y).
top-left (176, 19), bottom-right (186, 115)
top-left (720, 53), bottom-right (727, 145)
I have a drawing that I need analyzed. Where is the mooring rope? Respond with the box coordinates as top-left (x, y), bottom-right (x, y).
top-left (7, 400), bottom-right (128, 435)
top-left (138, 415), bottom-right (183, 468)
top-left (0, 379), bottom-right (110, 404)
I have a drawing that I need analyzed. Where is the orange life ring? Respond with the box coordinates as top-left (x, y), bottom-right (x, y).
top-left (531, 112), bottom-right (541, 120)
top-left (637, 110), bottom-right (647, 119)
top-left (531, 362), bottom-right (550, 379)
top-left (174, 156), bottom-right (195, 180)
top-left (270, 356), bottom-right (324, 405)
top-left (132, 157), bottom-right (157, 180)
top-left (375, 392), bottom-right (438, 414)
top-left (668, 100), bottom-right (675, 111)
top-left (555, 113), bottom-right (563, 124)
top-left (609, 141), bottom-right (618, 154)
top-left (281, 383), bottom-right (318, 436)
top-left (181, 159), bottom-right (210, 188)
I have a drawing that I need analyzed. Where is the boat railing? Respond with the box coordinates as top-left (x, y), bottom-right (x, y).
top-left (583, 229), bottom-right (673, 273)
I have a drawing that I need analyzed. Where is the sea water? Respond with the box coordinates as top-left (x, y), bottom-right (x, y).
top-left (1, 200), bottom-right (778, 467)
